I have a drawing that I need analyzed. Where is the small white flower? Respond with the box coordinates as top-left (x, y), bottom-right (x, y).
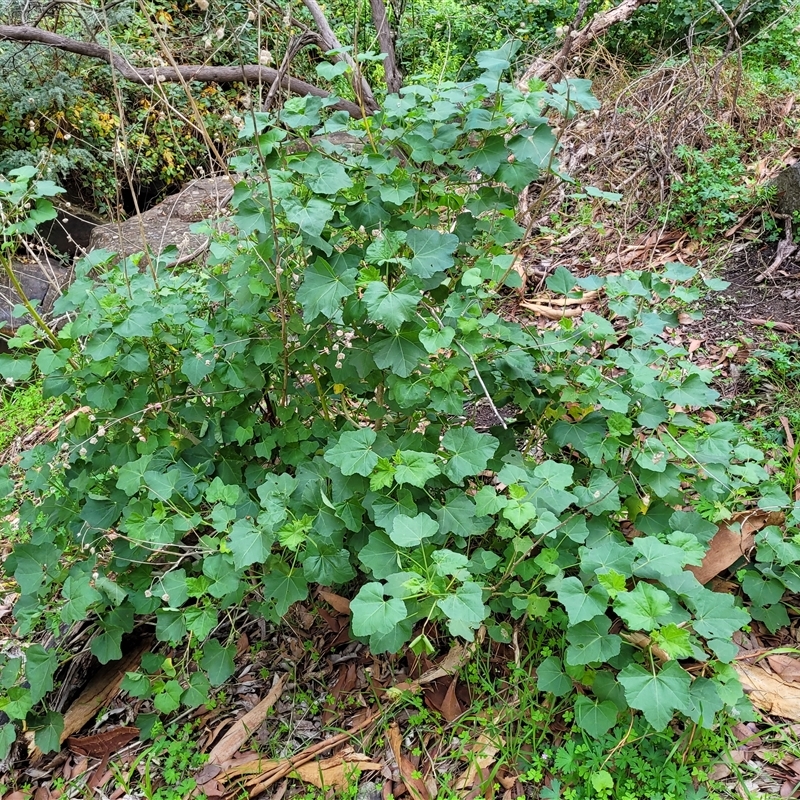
top-left (132, 425), bottom-right (141, 434)
top-left (144, 589), bottom-right (152, 598)
top-left (138, 435), bottom-right (146, 442)
top-left (79, 447), bottom-right (87, 457)
top-left (5, 377), bottom-right (14, 386)
top-left (161, 593), bottom-right (170, 602)
top-left (63, 133), bottom-right (71, 141)
top-left (89, 414), bottom-right (96, 421)
top-left (90, 437), bottom-right (98, 445)
top-left (92, 571), bottom-right (99, 580)
top-left (205, 359), bottom-right (212, 366)
top-left (97, 426), bottom-right (106, 437)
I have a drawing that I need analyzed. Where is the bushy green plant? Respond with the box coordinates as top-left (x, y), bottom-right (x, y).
top-left (0, 45), bottom-right (798, 758)
top-left (665, 124), bottom-right (769, 238)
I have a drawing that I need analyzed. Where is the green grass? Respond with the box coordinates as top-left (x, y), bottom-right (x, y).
top-left (0, 381), bottom-right (65, 453)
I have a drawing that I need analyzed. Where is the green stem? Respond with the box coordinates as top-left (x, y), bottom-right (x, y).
top-left (1, 255), bottom-right (62, 350)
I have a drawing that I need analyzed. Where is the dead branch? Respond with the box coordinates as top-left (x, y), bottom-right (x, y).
top-left (518, 0), bottom-right (660, 87)
top-left (369, 0), bottom-right (402, 93)
top-left (300, 0), bottom-right (379, 112)
top-left (0, 24), bottom-right (366, 117)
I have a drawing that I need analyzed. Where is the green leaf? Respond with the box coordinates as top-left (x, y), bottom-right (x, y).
top-left (632, 537), bottom-right (687, 579)
top-left (181, 672), bottom-right (212, 709)
top-left (634, 438), bottom-right (670, 473)
top-left (156, 609), bottom-right (187, 644)
top-left (25, 644), bottom-right (57, 704)
top-left (390, 513), bottom-right (439, 547)
top-left (546, 266), bottom-right (578, 295)
top-left (0, 354), bottom-right (33, 381)
top-left (294, 152), bottom-right (353, 194)
top-left (536, 655), bottom-right (572, 696)
top-left (652, 624), bottom-right (694, 659)
top-left (394, 450), bottom-right (440, 488)
top-left (690, 589), bottom-right (749, 640)
top-left (618, 661), bottom-right (691, 730)
top-left (614, 583), bottom-right (672, 631)
top-left (296, 257), bottom-right (357, 322)
top-left (228, 518), bottom-right (274, 570)
top-left (685, 677), bottom-right (724, 727)
top-left (574, 696), bottom-right (618, 738)
top-left (441, 428), bottom-right (499, 483)
top-left (362, 280), bottom-right (420, 332)
top-left (153, 680), bottom-right (183, 713)
top-left (358, 531), bottom-right (401, 579)
top-left (371, 328), bottom-right (427, 378)
top-left (406, 229), bottom-right (459, 278)
top-left (31, 711), bottom-right (64, 754)
top-left (184, 606), bottom-right (218, 640)
top-left (664, 374), bottom-right (719, 407)
top-left (116, 454), bottom-right (153, 497)
top-left (438, 581), bottom-right (487, 640)
top-left (302, 542), bottom-right (355, 584)
top-left (557, 577), bottom-right (608, 625)
top-left (662, 262), bottom-right (698, 282)
top-left (262, 569), bottom-right (308, 616)
top-left (0, 723), bottom-right (16, 760)
top-left (324, 428), bottom-right (379, 477)
top-left (566, 615), bottom-right (621, 666)
top-left (419, 324), bottom-right (455, 354)
top-left (350, 582), bottom-right (407, 636)
top-left (201, 639), bottom-right (236, 687)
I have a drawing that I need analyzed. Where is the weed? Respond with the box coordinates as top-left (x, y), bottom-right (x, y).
top-left (0, 380), bottom-right (65, 453)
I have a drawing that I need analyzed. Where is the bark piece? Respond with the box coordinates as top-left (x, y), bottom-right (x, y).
top-left (207, 674), bottom-right (286, 765)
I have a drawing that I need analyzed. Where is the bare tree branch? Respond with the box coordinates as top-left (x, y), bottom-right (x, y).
top-left (300, 0), bottom-right (379, 112)
top-left (0, 25), bottom-right (366, 117)
top-left (518, 0), bottom-right (660, 87)
top-left (369, 0), bottom-right (402, 93)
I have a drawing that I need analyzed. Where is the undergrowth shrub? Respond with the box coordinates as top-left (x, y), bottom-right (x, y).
top-left (0, 44), bottom-right (798, 755)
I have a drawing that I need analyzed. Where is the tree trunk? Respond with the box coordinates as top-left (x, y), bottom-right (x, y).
top-left (369, 0), bottom-right (402, 94)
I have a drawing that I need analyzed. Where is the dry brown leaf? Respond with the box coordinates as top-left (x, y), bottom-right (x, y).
top-left (687, 511), bottom-right (784, 585)
top-left (293, 751), bottom-right (382, 790)
top-left (734, 662), bottom-right (800, 721)
top-left (388, 722), bottom-right (430, 800)
top-left (440, 677), bottom-right (462, 722)
top-left (208, 674), bottom-right (286, 765)
top-left (767, 655), bottom-right (800, 682)
top-left (454, 733), bottom-right (502, 792)
top-left (318, 589), bottom-right (351, 615)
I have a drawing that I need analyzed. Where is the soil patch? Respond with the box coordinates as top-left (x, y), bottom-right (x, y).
top-left (699, 241), bottom-right (800, 341)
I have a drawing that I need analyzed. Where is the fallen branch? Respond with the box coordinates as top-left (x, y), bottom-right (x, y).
top-left (518, 0), bottom-right (660, 87)
top-left (0, 25), bottom-right (365, 118)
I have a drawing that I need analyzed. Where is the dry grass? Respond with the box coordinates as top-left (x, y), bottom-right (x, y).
top-left (518, 45), bottom-right (800, 278)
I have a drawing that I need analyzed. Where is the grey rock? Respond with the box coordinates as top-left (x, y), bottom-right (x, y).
top-left (355, 781), bottom-right (382, 800)
top-left (771, 162), bottom-right (800, 217)
top-left (40, 204), bottom-right (105, 258)
top-left (88, 176), bottom-right (236, 262)
top-left (0, 256), bottom-right (72, 334)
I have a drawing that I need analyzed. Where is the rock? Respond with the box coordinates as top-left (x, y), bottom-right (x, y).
top-left (0, 256), bottom-right (72, 335)
top-left (40, 204), bottom-right (105, 258)
top-left (88, 176), bottom-right (235, 262)
top-left (771, 163), bottom-right (800, 217)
